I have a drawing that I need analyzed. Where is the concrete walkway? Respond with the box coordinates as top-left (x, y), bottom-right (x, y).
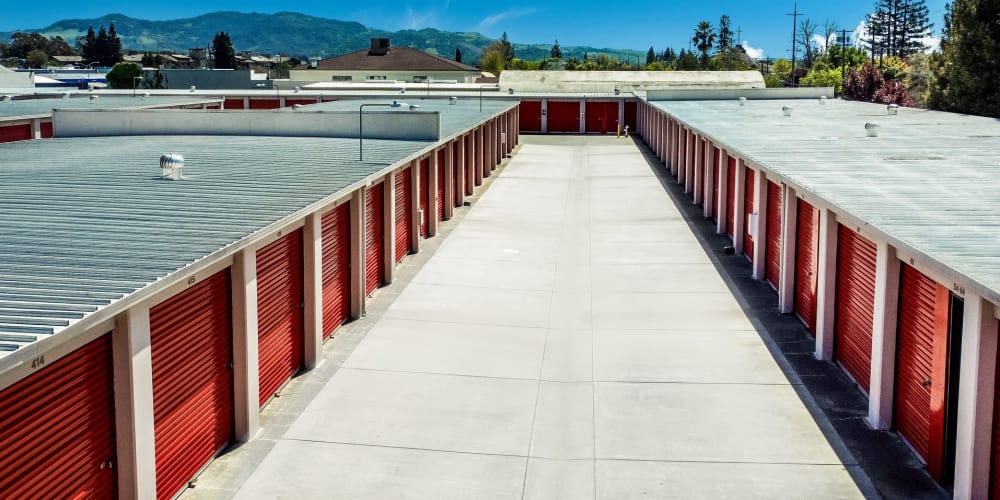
top-left (195, 136), bottom-right (864, 499)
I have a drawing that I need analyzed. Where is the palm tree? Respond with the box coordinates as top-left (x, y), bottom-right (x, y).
top-left (692, 21), bottom-right (717, 68)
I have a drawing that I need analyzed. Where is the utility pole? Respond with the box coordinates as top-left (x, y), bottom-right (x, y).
top-left (733, 27), bottom-right (743, 70)
top-left (837, 29), bottom-right (851, 81)
top-left (787, 2), bottom-right (802, 86)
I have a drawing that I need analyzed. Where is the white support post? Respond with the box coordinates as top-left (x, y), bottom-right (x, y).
top-left (814, 209), bottom-right (839, 361)
top-left (113, 305), bottom-right (157, 500)
top-left (231, 249), bottom-right (260, 440)
top-left (350, 190), bottom-right (365, 317)
top-left (429, 151), bottom-right (440, 237)
top-left (953, 294), bottom-right (999, 499)
top-left (302, 213), bottom-right (323, 370)
top-left (702, 141), bottom-right (714, 217)
top-left (409, 160), bottom-right (421, 253)
top-left (717, 150), bottom-right (729, 234)
top-left (465, 135), bottom-right (475, 196)
top-left (867, 241), bottom-right (901, 430)
top-left (752, 172), bottom-right (767, 280)
top-left (475, 126), bottom-right (484, 186)
top-left (383, 173), bottom-right (396, 282)
top-left (779, 185), bottom-right (798, 314)
top-left (579, 100), bottom-right (586, 134)
top-left (733, 159), bottom-right (747, 252)
top-left (455, 139), bottom-right (466, 206)
top-left (444, 141), bottom-right (455, 220)
top-left (541, 99), bottom-right (548, 134)
top-left (688, 135), bottom-right (699, 197)
top-left (679, 128), bottom-right (689, 185)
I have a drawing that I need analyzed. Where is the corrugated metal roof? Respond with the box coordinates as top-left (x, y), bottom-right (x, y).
top-left (0, 96), bottom-right (221, 120)
top-left (0, 99), bottom-right (514, 358)
top-left (652, 98), bottom-right (1000, 305)
top-left (304, 98), bottom-right (515, 139)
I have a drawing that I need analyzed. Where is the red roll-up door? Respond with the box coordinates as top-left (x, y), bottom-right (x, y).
top-left (420, 159), bottom-right (430, 237)
top-left (365, 183), bottom-right (385, 295)
top-left (249, 98), bottom-right (280, 110)
top-left (519, 100), bottom-right (542, 132)
top-left (794, 200), bottom-right (820, 332)
top-left (321, 203), bottom-right (351, 338)
top-left (765, 181), bottom-right (782, 290)
top-left (743, 168), bottom-right (756, 261)
top-left (0, 123), bottom-right (31, 143)
top-left (547, 101), bottom-right (580, 133)
top-left (711, 148), bottom-right (721, 221)
top-left (833, 225), bottom-right (877, 392)
top-left (394, 168), bottom-right (412, 262)
top-left (991, 325), bottom-right (1000, 499)
top-left (0, 335), bottom-right (116, 499)
top-left (894, 264), bottom-right (951, 480)
top-left (585, 101), bottom-right (617, 134)
top-left (257, 230), bottom-right (304, 406)
top-left (40, 121), bottom-right (53, 138)
top-left (726, 158), bottom-right (736, 237)
top-left (223, 98), bottom-right (245, 110)
top-left (464, 135), bottom-right (474, 195)
top-left (150, 270), bottom-right (234, 500)
top-left (437, 150), bottom-right (446, 221)
top-left (624, 101), bottom-right (637, 131)
top-left (453, 144), bottom-right (463, 207)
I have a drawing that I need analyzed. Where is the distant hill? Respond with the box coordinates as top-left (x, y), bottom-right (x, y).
top-left (1, 11), bottom-right (644, 63)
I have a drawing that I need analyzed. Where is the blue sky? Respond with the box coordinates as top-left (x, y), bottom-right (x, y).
top-left (1, 1), bottom-right (950, 58)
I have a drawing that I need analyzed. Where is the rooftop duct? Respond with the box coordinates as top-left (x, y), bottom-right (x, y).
top-left (369, 38), bottom-right (391, 56)
top-left (865, 122), bottom-right (880, 137)
top-left (159, 154), bottom-right (185, 180)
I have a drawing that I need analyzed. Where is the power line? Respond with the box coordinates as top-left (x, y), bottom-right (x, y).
top-left (787, 2), bottom-right (802, 87)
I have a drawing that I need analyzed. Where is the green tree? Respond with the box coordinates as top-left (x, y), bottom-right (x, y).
top-left (79, 25), bottom-right (122, 66)
top-left (8, 32), bottom-right (49, 59)
top-left (864, 0), bottom-right (933, 61)
top-left (106, 62), bottom-right (142, 89)
top-left (500, 32), bottom-right (514, 68)
top-left (800, 68), bottom-right (844, 93)
top-left (692, 21), bottom-right (717, 68)
top-left (646, 46), bottom-right (656, 65)
top-left (142, 69), bottom-right (166, 89)
top-left (928, 0), bottom-right (1000, 116)
top-left (798, 19), bottom-right (819, 67)
top-left (212, 32), bottom-right (238, 69)
top-left (78, 27), bottom-right (96, 63)
top-left (455, 47), bottom-right (462, 63)
top-left (675, 49), bottom-right (700, 70)
top-left (478, 41), bottom-right (506, 75)
top-left (551, 39), bottom-right (562, 60)
top-left (25, 49), bottom-right (49, 68)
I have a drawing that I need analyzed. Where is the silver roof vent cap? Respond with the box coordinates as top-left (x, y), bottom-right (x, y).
top-left (865, 122), bottom-right (881, 137)
top-left (159, 154), bottom-right (186, 180)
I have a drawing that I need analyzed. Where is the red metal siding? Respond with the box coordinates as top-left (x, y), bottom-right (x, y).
top-left (519, 100), bottom-right (542, 132)
top-left (223, 98), bottom-right (245, 110)
top-left (420, 159), bottom-right (430, 237)
top-left (0, 335), bottom-right (116, 499)
top-left (894, 264), bottom-right (951, 480)
top-left (0, 123), bottom-right (32, 143)
top-left (150, 270), bottom-right (234, 500)
top-left (257, 230), bottom-right (304, 406)
top-left (624, 101), bottom-right (637, 131)
top-left (248, 98), bottom-right (280, 110)
top-left (40, 121), bottom-right (53, 138)
top-left (547, 101), bottom-right (580, 133)
top-left (991, 322), bottom-right (1000, 499)
top-left (834, 225), bottom-right (877, 392)
top-left (365, 184), bottom-right (385, 295)
top-left (794, 200), bottom-right (820, 332)
top-left (712, 161), bottom-right (720, 221)
top-left (765, 181), bottom-right (782, 290)
top-left (437, 150), bottom-right (446, 221)
top-left (453, 144), bottom-right (463, 207)
top-left (743, 168), bottom-right (756, 261)
top-left (726, 158), bottom-right (737, 237)
top-left (321, 203), bottom-right (351, 338)
top-left (394, 168), bottom-right (412, 262)
top-left (585, 101), bottom-right (618, 134)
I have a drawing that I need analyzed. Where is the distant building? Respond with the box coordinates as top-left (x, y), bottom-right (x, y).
top-left (291, 38), bottom-right (480, 84)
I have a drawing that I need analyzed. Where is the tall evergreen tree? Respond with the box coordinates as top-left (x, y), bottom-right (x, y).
top-left (79, 27), bottom-right (96, 64)
top-left (864, 0), bottom-right (933, 60)
top-left (500, 32), bottom-right (515, 69)
top-left (928, 0), bottom-right (1000, 117)
top-left (692, 21), bottom-right (717, 68)
top-left (455, 47), bottom-right (462, 63)
top-left (646, 46), bottom-right (655, 65)
top-left (717, 15), bottom-right (734, 53)
top-left (551, 40), bottom-right (562, 60)
top-left (212, 32), bottom-right (238, 69)
top-left (106, 23), bottom-right (122, 65)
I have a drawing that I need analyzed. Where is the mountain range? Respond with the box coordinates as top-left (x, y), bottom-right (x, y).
top-left (1, 11), bottom-right (644, 63)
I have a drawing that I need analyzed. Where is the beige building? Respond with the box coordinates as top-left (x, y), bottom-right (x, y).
top-left (290, 38), bottom-right (480, 84)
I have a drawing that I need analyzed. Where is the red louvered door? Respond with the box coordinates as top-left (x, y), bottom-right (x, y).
top-left (394, 169), bottom-right (412, 262)
top-left (151, 270), bottom-right (233, 500)
top-left (321, 203), bottom-right (351, 338)
top-left (437, 150), bottom-right (446, 221)
top-left (743, 168), bottom-right (756, 261)
top-left (420, 159), bottom-right (430, 237)
top-left (726, 158), bottom-right (736, 237)
top-left (0, 335), bottom-right (116, 499)
top-left (894, 264), bottom-right (951, 480)
top-left (834, 225), bottom-right (877, 392)
top-left (765, 181), bottom-right (782, 290)
top-left (365, 183), bottom-right (385, 295)
top-left (257, 230), bottom-right (304, 406)
top-left (794, 200), bottom-right (820, 332)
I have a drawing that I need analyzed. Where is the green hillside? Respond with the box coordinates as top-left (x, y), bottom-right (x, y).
top-left (1, 11), bottom-right (642, 63)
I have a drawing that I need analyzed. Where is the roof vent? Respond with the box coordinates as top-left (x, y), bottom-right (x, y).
top-left (508, 88), bottom-right (515, 95)
top-left (738, 97), bottom-right (747, 106)
top-left (887, 104), bottom-right (899, 115)
top-left (865, 122), bottom-right (880, 137)
top-left (369, 38), bottom-right (391, 56)
top-left (62, 91), bottom-right (71, 99)
top-left (88, 95), bottom-right (99, 103)
top-left (142, 92), bottom-right (150, 99)
top-left (292, 104), bottom-right (303, 110)
top-left (1, 95), bottom-right (11, 103)
top-left (449, 96), bottom-right (458, 105)
top-left (159, 154), bottom-right (185, 180)
top-left (294, 86), bottom-right (301, 93)
top-left (614, 88), bottom-right (620, 95)
top-left (189, 86), bottom-right (197, 92)
top-left (819, 96), bottom-right (827, 105)
top-left (782, 105), bottom-right (794, 117)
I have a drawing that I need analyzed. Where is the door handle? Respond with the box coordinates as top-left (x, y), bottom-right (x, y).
top-left (922, 379), bottom-right (932, 387)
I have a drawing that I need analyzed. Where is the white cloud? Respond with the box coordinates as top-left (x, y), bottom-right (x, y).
top-left (741, 40), bottom-right (764, 59)
top-left (404, 8), bottom-right (435, 29)
top-left (812, 34), bottom-right (828, 50)
top-left (477, 8), bottom-right (537, 32)
top-left (852, 19), bottom-right (868, 48)
top-left (918, 35), bottom-right (941, 53)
